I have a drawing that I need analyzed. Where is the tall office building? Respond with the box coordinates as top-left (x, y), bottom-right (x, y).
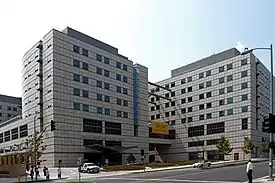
top-left (0, 27), bottom-right (149, 167)
top-left (148, 48), bottom-right (271, 161)
top-left (0, 94), bottom-right (21, 123)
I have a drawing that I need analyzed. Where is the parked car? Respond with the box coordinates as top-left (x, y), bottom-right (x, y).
top-left (192, 160), bottom-right (211, 168)
top-left (80, 163), bottom-right (100, 173)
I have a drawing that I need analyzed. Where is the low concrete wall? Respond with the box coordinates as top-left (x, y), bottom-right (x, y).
top-left (0, 164), bottom-right (25, 178)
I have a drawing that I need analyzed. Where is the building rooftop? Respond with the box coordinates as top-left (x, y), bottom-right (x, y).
top-left (0, 94), bottom-right (21, 105)
top-left (171, 48), bottom-right (240, 77)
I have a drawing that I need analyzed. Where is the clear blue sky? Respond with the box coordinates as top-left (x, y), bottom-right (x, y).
top-left (0, 0), bottom-right (274, 97)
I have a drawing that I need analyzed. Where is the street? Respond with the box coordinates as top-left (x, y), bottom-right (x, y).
top-left (87, 161), bottom-right (272, 183)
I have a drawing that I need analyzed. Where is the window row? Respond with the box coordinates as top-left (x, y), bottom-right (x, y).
top-left (0, 124), bottom-right (28, 144)
top-left (0, 113), bottom-right (16, 118)
top-left (83, 118), bottom-right (122, 135)
top-left (188, 139), bottom-right (221, 147)
top-left (0, 106), bottom-right (18, 111)
top-left (73, 59), bottom-right (89, 70)
top-left (161, 59), bottom-right (248, 89)
top-left (73, 45), bottom-right (89, 57)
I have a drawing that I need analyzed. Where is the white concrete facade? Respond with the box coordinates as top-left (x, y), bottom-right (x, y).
top-left (149, 48), bottom-right (271, 162)
top-left (0, 95), bottom-right (21, 124)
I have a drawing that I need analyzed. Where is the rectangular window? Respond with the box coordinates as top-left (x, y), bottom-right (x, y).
top-left (199, 83), bottom-right (204, 89)
top-left (188, 117), bottom-right (193, 122)
top-left (104, 70), bottom-right (110, 77)
top-left (188, 125), bottom-right (204, 137)
top-left (82, 76), bottom-right (89, 84)
top-left (219, 99), bottom-right (225, 105)
top-left (206, 113), bottom-right (212, 119)
top-left (187, 76), bottom-right (192, 82)
top-left (123, 64), bottom-right (128, 71)
top-left (165, 103), bottom-right (169, 108)
top-left (242, 118), bottom-right (248, 130)
top-left (73, 45), bottom-right (80, 53)
top-left (151, 115), bottom-right (155, 120)
top-left (207, 122), bottom-right (225, 135)
top-left (206, 70), bottom-right (211, 76)
top-left (227, 75), bottom-right (233, 81)
top-left (165, 93), bottom-right (169, 98)
top-left (188, 87), bottom-right (192, 92)
top-left (188, 97), bottom-right (192, 102)
top-left (206, 92), bottom-right (211, 98)
top-left (188, 107), bottom-right (192, 112)
top-left (116, 62), bottom-right (122, 69)
top-left (73, 88), bottom-right (80, 96)
top-left (83, 90), bottom-right (89, 98)
top-left (219, 88), bottom-right (225, 95)
top-left (219, 77), bottom-right (225, 84)
top-left (0, 133), bottom-right (3, 143)
top-left (97, 94), bottom-right (102, 101)
top-left (97, 80), bottom-right (102, 88)
top-left (199, 73), bottom-right (204, 79)
top-left (199, 104), bottom-right (204, 110)
top-left (96, 67), bottom-right (102, 75)
top-left (171, 91), bottom-right (175, 97)
top-left (19, 124), bottom-right (28, 138)
top-left (82, 62), bottom-right (89, 70)
top-left (181, 108), bottom-right (186, 114)
top-left (73, 102), bottom-right (81, 110)
top-left (219, 66), bottom-right (224, 73)
top-left (181, 118), bottom-right (186, 123)
top-left (105, 122), bottom-right (121, 135)
top-left (123, 100), bottom-right (128, 106)
top-left (104, 57), bottom-right (109, 64)
top-left (116, 86), bottom-right (121, 93)
top-left (181, 98), bottom-right (186, 104)
top-left (96, 54), bottom-right (102, 61)
top-left (13, 107), bottom-right (17, 111)
top-left (241, 82), bottom-right (248, 89)
top-left (181, 88), bottom-right (186, 94)
top-left (123, 88), bottom-right (128, 94)
top-left (207, 102), bottom-right (212, 108)
top-left (117, 111), bottom-right (122, 117)
top-left (104, 95), bottom-right (110, 103)
top-left (105, 108), bottom-right (110, 115)
top-left (97, 107), bottom-right (103, 114)
top-left (171, 111), bottom-right (176, 116)
top-left (241, 70), bottom-right (248, 77)
top-left (123, 76), bottom-right (128, 83)
top-left (73, 74), bottom-right (80, 82)
top-left (242, 106), bottom-right (248, 112)
top-left (83, 118), bottom-right (102, 133)
top-left (199, 115), bottom-right (204, 120)
top-left (83, 104), bottom-right (89, 112)
top-left (199, 94), bottom-right (204, 100)
top-left (227, 109), bottom-right (233, 115)
top-left (82, 48), bottom-right (88, 56)
top-left (123, 112), bottom-right (128, 118)
top-left (227, 63), bottom-right (233, 70)
top-left (241, 59), bottom-right (248, 66)
top-left (207, 139), bottom-right (219, 145)
top-left (227, 97), bottom-right (233, 104)
top-left (171, 101), bottom-right (175, 106)
top-left (188, 141), bottom-right (204, 147)
top-left (219, 111), bottom-right (225, 117)
top-left (117, 98), bottom-right (122, 105)
top-left (73, 59), bottom-right (80, 67)
top-left (4, 131), bottom-right (10, 142)
top-left (11, 128), bottom-right (18, 140)
top-left (206, 81), bottom-right (211, 87)
top-left (104, 83), bottom-right (110, 90)
top-left (181, 78), bottom-right (186, 84)
top-left (171, 82), bottom-right (175, 87)
top-left (116, 74), bottom-right (121, 81)
top-left (227, 86), bottom-right (233, 93)
top-left (242, 94), bottom-right (248, 101)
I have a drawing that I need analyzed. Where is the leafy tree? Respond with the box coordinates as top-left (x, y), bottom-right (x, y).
top-left (262, 141), bottom-right (269, 153)
top-left (242, 137), bottom-right (255, 159)
top-left (216, 136), bottom-right (233, 163)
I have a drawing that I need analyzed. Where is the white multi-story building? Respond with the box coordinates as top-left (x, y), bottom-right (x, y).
top-left (0, 94), bottom-right (21, 123)
top-left (149, 48), bottom-right (271, 162)
top-left (0, 27), bottom-right (150, 167)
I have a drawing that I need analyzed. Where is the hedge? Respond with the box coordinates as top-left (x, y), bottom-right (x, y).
top-left (104, 160), bottom-right (197, 172)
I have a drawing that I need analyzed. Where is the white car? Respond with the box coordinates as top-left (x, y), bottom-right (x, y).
top-left (192, 161), bottom-right (211, 168)
top-left (80, 163), bottom-right (100, 173)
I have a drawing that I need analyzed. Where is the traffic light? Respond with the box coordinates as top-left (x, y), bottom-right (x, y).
top-left (263, 113), bottom-right (275, 133)
top-left (50, 120), bottom-right (56, 131)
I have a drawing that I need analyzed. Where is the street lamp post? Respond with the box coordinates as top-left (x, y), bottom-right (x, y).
top-left (241, 44), bottom-right (273, 180)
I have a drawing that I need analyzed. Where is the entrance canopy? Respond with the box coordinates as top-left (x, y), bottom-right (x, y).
top-left (85, 144), bottom-right (138, 153)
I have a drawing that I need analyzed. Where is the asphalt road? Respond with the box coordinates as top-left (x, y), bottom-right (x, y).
top-left (89, 161), bottom-right (273, 183)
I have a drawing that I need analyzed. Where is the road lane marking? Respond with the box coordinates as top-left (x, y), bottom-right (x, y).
top-left (102, 177), bottom-right (242, 183)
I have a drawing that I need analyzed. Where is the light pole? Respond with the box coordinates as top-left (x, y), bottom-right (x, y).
top-left (241, 44), bottom-right (273, 180)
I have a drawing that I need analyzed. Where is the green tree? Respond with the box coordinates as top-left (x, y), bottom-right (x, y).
top-left (216, 136), bottom-right (233, 163)
top-left (262, 141), bottom-right (269, 153)
top-left (242, 137), bottom-right (255, 160)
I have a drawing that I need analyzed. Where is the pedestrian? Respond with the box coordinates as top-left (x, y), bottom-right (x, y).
top-left (35, 166), bottom-right (39, 180)
top-left (246, 159), bottom-right (253, 183)
top-left (45, 168), bottom-right (50, 180)
top-left (43, 166), bottom-right (47, 177)
top-left (57, 166), bottom-right (61, 179)
top-left (30, 165), bottom-right (34, 181)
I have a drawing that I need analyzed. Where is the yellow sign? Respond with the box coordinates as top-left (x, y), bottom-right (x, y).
top-left (152, 121), bottom-right (169, 135)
